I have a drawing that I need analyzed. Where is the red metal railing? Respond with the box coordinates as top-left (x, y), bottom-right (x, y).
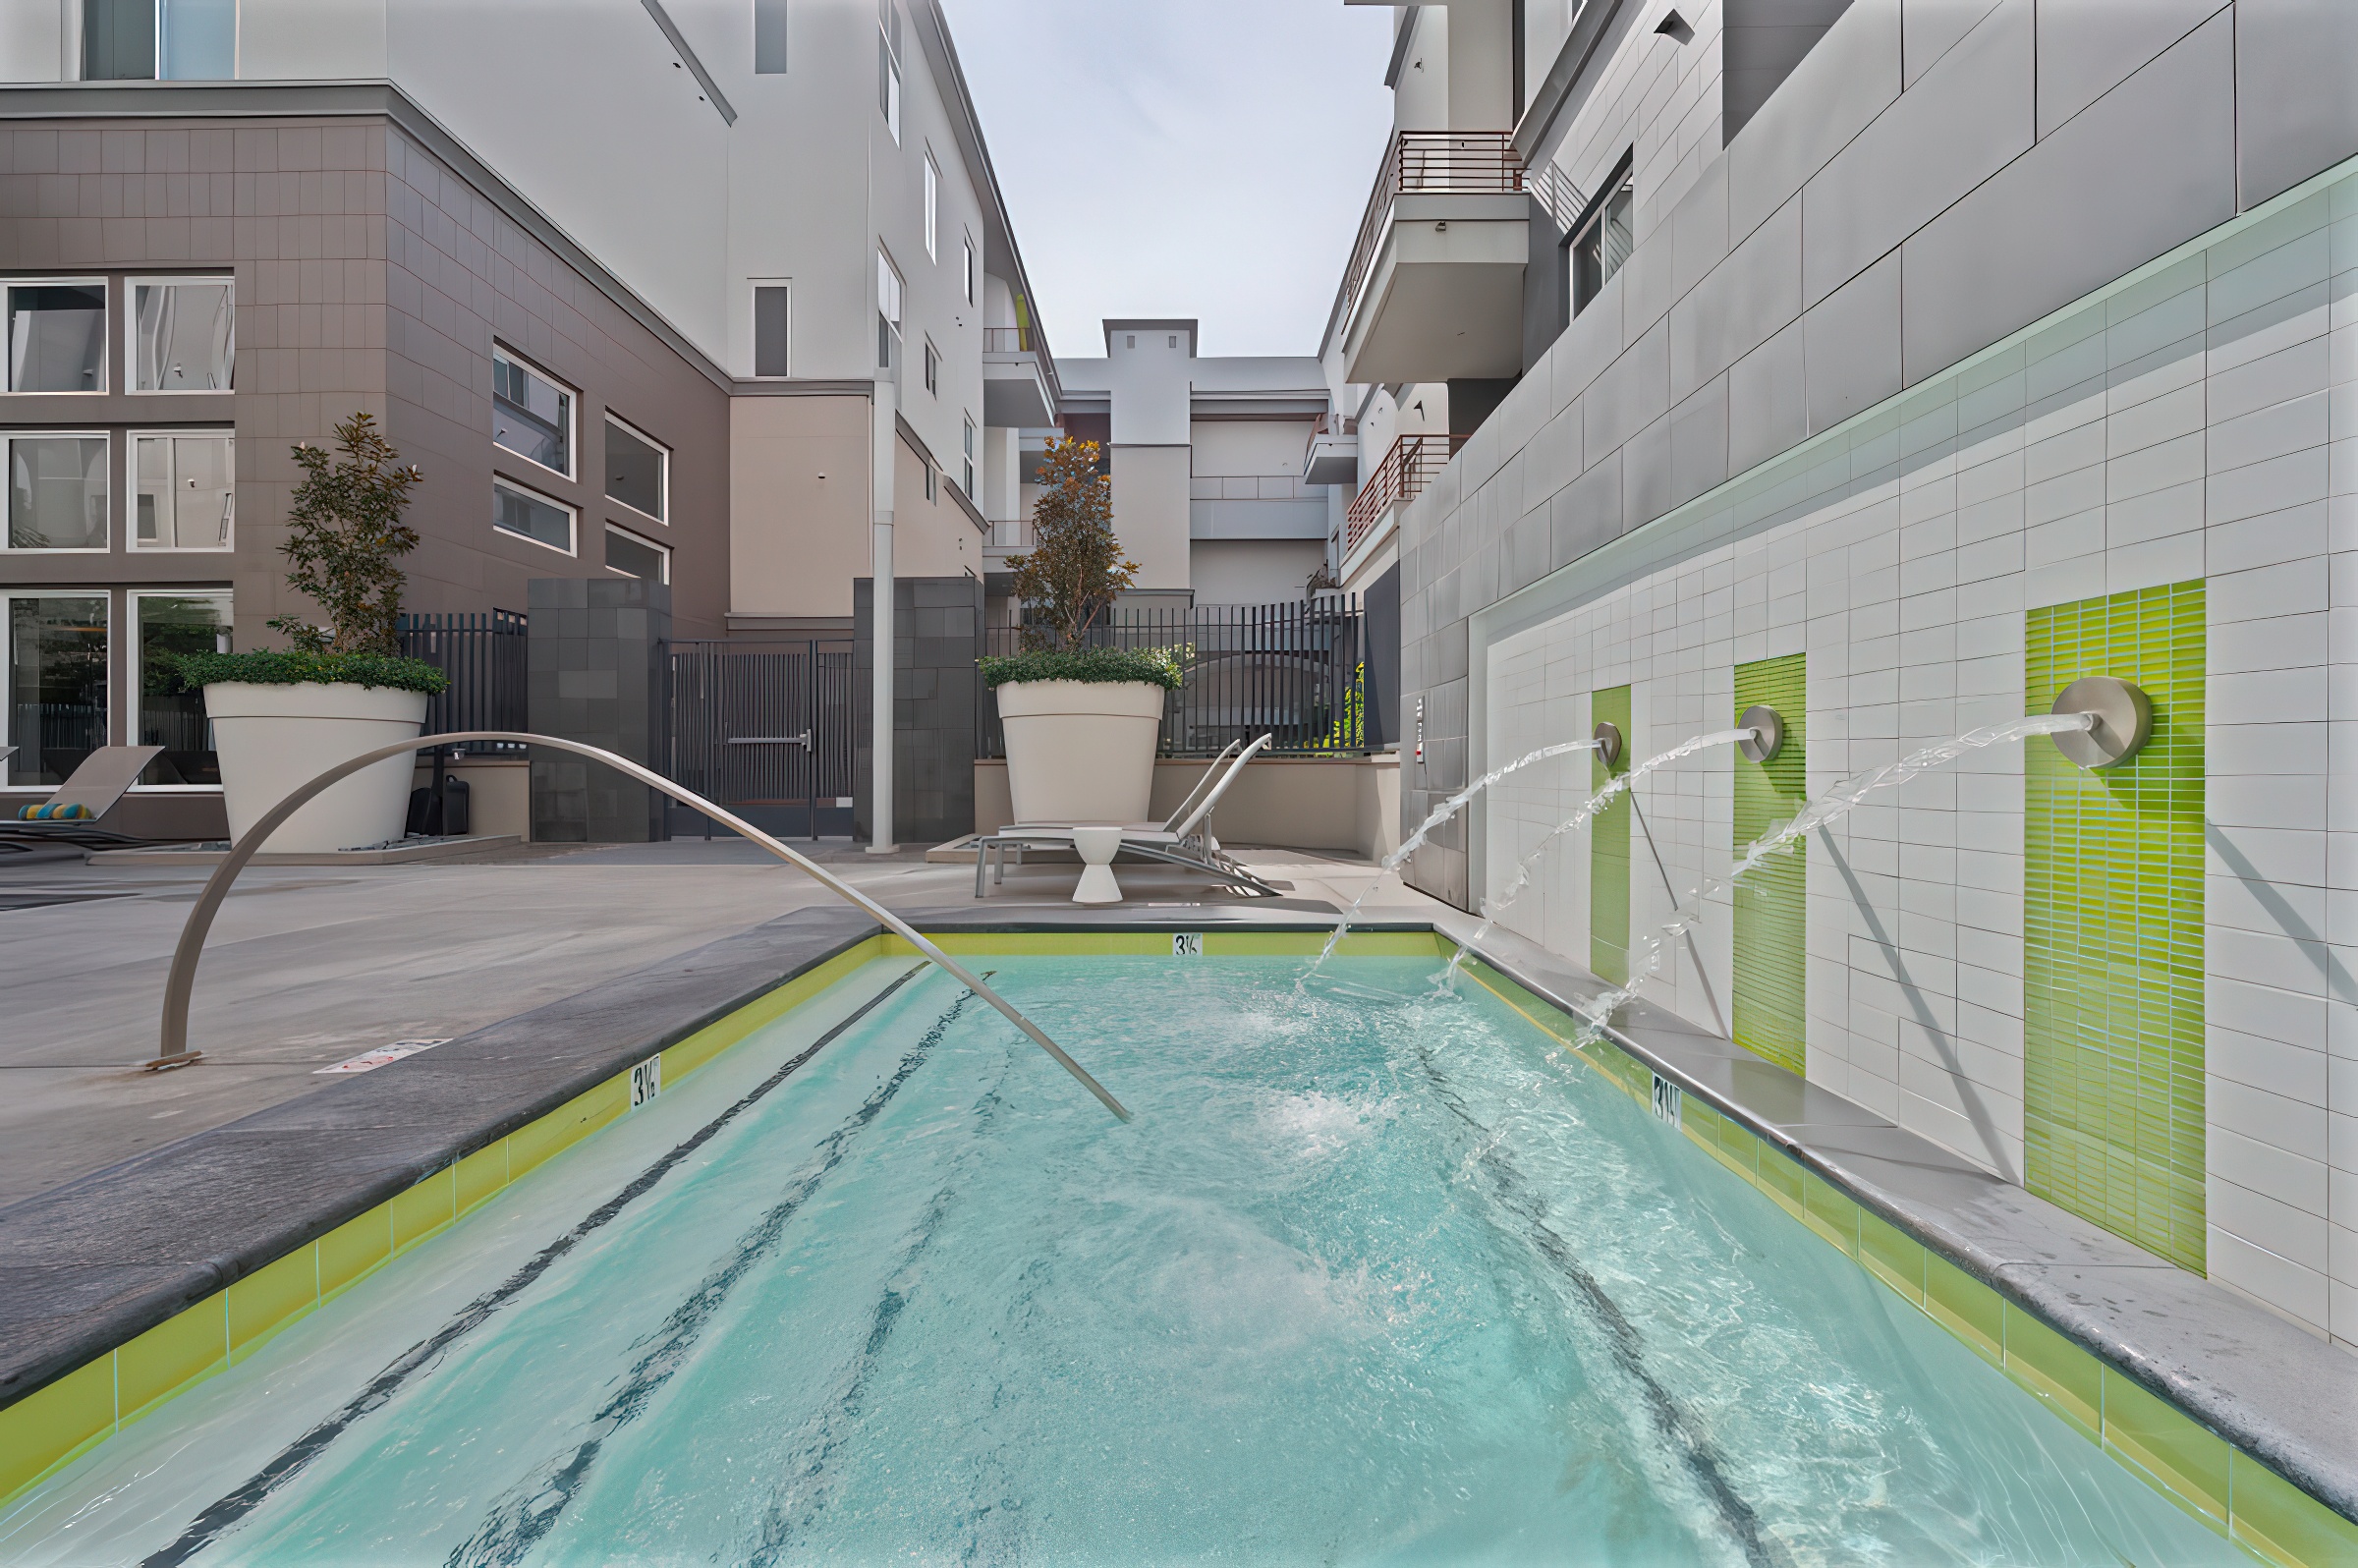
top-left (1340, 131), bottom-right (1525, 323)
top-left (1345, 432), bottom-right (1467, 554)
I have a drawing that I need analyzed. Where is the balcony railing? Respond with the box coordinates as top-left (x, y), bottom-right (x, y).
top-left (1340, 131), bottom-right (1525, 324)
top-left (983, 326), bottom-right (1041, 353)
top-left (1345, 432), bottom-right (1466, 555)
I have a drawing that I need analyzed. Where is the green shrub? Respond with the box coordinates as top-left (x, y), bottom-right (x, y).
top-left (980, 646), bottom-right (1183, 691)
top-left (170, 648), bottom-right (449, 695)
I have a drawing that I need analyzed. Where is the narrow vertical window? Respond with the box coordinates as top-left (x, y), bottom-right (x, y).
top-left (754, 284), bottom-right (791, 376)
top-left (924, 154), bottom-right (939, 261)
top-left (923, 338), bottom-right (938, 395)
top-left (961, 235), bottom-right (976, 306)
top-left (6, 281), bottom-right (106, 392)
top-left (877, 1), bottom-right (901, 140)
top-left (132, 278), bottom-right (234, 391)
top-left (962, 416), bottom-right (976, 496)
top-left (133, 432), bottom-right (235, 549)
top-left (754, 0), bottom-right (788, 73)
top-left (876, 249), bottom-right (903, 371)
top-left (136, 590), bottom-right (231, 786)
top-left (1571, 159), bottom-right (1635, 318)
top-left (923, 463), bottom-right (936, 503)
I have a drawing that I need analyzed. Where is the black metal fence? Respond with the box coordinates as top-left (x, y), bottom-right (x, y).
top-left (664, 639), bottom-right (858, 838)
top-left (396, 610), bottom-right (528, 754)
top-left (981, 597), bottom-right (1366, 757)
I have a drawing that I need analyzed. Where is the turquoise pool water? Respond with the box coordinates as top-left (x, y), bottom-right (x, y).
top-left (4, 957), bottom-right (2243, 1565)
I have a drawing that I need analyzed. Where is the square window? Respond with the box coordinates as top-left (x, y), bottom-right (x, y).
top-left (134, 432), bottom-right (234, 550)
top-left (491, 346), bottom-right (573, 476)
top-left (492, 477), bottom-right (576, 554)
top-left (7, 281), bottom-right (106, 392)
top-left (135, 589), bottom-right (230, 786)
top-left (754, 284), bottom-right (791, 376)
top-left (754, 0), bottom-right (788, 73)
top-left (5, 592), bottom-right (108, 786)
top-left (603, 417), bottom-right (668, 522)
top-left (132, 278), bottom-right (233, 391)
top-left (605, 524), bottom-right (669, 583)
top-left (8, 435), bottom-right (108, 550)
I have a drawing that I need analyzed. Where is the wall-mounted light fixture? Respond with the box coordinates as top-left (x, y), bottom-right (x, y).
top-left (1738, 705), bottom-right (1784, 763)
top-left (2049, 677), bottom-right (2153, 767)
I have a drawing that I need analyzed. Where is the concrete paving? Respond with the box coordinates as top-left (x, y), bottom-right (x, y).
top-left (0, 837), bottom-right (1441, 1206)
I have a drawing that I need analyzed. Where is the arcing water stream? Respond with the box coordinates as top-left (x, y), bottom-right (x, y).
top-left (1472, 711), bottom-right (2100, 1040)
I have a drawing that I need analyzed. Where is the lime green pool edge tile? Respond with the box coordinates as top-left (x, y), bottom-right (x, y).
top-left (2104, 1367), bottom-right (2231, 1532)
top-left (115, 1293), bottom-right (228, 1424)
top-left (226, 1244), bottom-right (320, 1362)
top-left (2232, 1450), bottom-right (2358, 1567)
top-left (0, 1356), bottom-right (114, 1503)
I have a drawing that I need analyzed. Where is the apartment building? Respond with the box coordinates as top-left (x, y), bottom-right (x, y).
top-left (1324, 0), bottom-right (2358, 1349)
top-left (1028, 319), bottom-right (1335, 608)
top-left (0, 0), bottom-right (1054, 840)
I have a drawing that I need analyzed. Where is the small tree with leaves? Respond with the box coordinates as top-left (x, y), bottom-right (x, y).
top-left (267, 411), bottom-right (423, 656)
top-left (1006, 435), bottom-right (1138, 652)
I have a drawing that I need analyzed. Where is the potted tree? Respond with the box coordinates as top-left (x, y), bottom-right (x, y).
top-left (173, 412), bottom-right (447, 852)
top-left (982, 435), bottom-right (1178, 824)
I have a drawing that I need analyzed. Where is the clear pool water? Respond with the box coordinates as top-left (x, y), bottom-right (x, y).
top-left (4, 957), bottom-right (2243, 1566)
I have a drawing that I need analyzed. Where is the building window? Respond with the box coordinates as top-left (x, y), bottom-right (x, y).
top-left (754, 0), bottom-right (788, 73)
top-left (84, 0), bottom-right (235, 82)
top-left (923, 338), bottom-right (939, 395)
top-left (961, 234), bottom-right (976, 306)
top-left (133, 432), bottom-right (234, 550)
top-left (877, 0), bottom-right (900, 140)
top-left (754, 284), bottom-right (791, 377)
top-left (962, 416), bottom-right (976, 495)
top-left (134, 589), bottom-right (230, 786)
top-left (876, 249), bottom-right (903, 371)
top-left (924, 154), bottom-right (939, 261)
top-left (492, 477), bottom-right (576, 554)
top-left (604, 417), bottom-right (668, 522)
top-left (6, 435), bottom-right (108, 551)
top-left (130, 277), bottom-right (233, 391)
top-left (491, 346), bottom-right (573, 477)
top-left (1571, 161), bottom-right (1635, 317)
top-left (923, 463), bottom-right (936, 503)
top-left (5, 593), bottom-right (108, 786)
top-left (605, 525), bottom-right (670, 584)
top-left (6, 281), bottom-right (106, 393)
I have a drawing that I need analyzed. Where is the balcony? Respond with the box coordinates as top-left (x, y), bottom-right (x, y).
top-left (1302, 414), bottom-right (1358, 486)
top-left (1344, 431), bottom-right (1465, 565)
top-left (1336, 132), bottom-right (1528, 386)
top-left (982, 325), bottom-right (1055, 428)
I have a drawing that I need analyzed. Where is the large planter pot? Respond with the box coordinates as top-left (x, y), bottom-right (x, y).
top-left (204, 681), bottom-right (429, 852)
top-left (996, 679), bottom-right (1165, 824)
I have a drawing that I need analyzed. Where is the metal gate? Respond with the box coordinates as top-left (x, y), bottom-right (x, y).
top-left (664, 640), bottom-right (856, 838)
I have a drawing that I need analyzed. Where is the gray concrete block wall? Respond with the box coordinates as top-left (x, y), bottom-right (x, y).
top-left (1397, 0), bottom-right (2358, 908)
top-left (853, 576), bottom-right (982, 847)
top-left (528, 576), bottom-right (669, 842)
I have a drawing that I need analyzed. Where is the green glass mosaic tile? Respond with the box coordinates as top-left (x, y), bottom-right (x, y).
top-left (1591, 685), bottom-right (1632, 985)
top-left (2024, 581), bottom-right (2207, 1273)
top-left (1732, 654), bottom-right (1807, 1074)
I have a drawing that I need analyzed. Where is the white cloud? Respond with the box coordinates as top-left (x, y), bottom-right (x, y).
top-left (939, 0), bottom-right (1395, 361)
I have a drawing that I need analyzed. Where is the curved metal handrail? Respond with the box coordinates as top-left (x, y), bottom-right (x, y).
top-left (149, 730), bottom-right (1130, 1121)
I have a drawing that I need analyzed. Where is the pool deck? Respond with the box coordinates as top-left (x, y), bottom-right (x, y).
top-left (1, 837), bottom-right (2353, 1539)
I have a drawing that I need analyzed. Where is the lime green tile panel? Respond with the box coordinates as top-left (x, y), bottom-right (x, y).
top-left (1924, 1254), bottom-right (2002, 1365)
top-left (1999, 1303), bottom-right (2102, 1442)
top-left (2103, 1366), bottom-right (2230, 1529)
top-left (1801, 1170), bottom-right (1859, 1256)
top-left (1732, 654), bottom-right (1807, 1074)
top-left (2024, 581), bottom-right (2206, 1273)
top-left (1755, 1148), bottom-right (1806, 1218)
top-left (2231, 1451), bottom-right (2358, 1567)
top-left (226, 1246), bottom-right (318, 1361)
top-left (0, 1356), bottom-right (113, 1502)
top-left (1857, 1210), bottom-right (1926, 1304)
top-left (390, 1165), bottom-right (457, 1254)
top-left (116, 1294), bottom-right (227, 1423)
top-left (1590, 685), bottom-right (1632, 985)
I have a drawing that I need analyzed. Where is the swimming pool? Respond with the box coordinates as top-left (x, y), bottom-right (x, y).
top-left (1, 954), bottom-right (2256, 1564)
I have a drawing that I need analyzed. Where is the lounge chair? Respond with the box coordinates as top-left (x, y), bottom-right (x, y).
top-left (0, 745), bottom-right (166, 847)
top-left (975, 734), bottom-right (1279, 902)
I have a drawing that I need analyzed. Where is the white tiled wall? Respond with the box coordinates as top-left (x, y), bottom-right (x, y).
top-left (1477, 166), bottom-right (2358, 1349)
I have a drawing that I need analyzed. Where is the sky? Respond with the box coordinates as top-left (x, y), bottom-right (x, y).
top-left (938, 0), bottom-right (1397, 363)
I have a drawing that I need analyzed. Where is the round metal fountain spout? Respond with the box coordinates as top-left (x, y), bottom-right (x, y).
top-left (2049, 677), bottom-right (2152, 767)
top-left (1736, 705), bottom-right (1785, 764)
top-left (1592, 721), bottom-right (1623, 770)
